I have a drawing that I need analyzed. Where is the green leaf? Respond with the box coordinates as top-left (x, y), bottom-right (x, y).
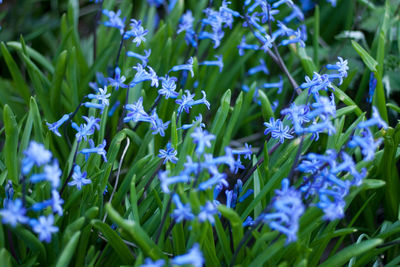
top-left (362, 179), bottom-right (386, 190)
top-left (3, 105), bottom-right (19, 184)
top-left (249, 238), bottom-right (286, 267)
top-left (319, 238), bottom-right (383, 267)
top-left (351, 40), bottom-right (378, 73)
top-left (6, 41), bottom-right (54, 73)
top-left (50, 50), bottom-right (68, 116)
top-left (55, 231), bottom-right (81, 267)
top-left (259, 91), bottom-right (274, 121)
top-left (29, 97), bottom-right (44, 143)
top-left (0, 248), bottom-right (12, 267)
top-left (0, 42), bottom-right (31, 103)
top-left (105, 203), bottom-right (166, 260)
top-left (11, 226), bottom-right (47, 262)
top-left (218, 205), bottom-right (244, 249)
top-left (92, 220), bottom-right (135, 264)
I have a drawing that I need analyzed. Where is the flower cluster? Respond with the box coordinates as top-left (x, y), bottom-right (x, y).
top-left (1, 141), bottom-right (62, 243)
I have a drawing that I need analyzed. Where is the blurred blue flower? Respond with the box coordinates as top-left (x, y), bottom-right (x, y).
top-left (262, 178), bottom-right (304, 243)
top-left (0, 199), bottom-right (28, 227)
top-left (171, 243), bottom-right (204, 267)
top-left (102, 9), bottom-right (125, 34)
top-left (171, 194), bottom-right (195, 223)
top-left (126, 49), bottom-right (151, 66)
top-left (140, 258), bottom-right (165, 267)
top-left (358, 106), bottom-right (388, 129)
top-left (30, 161), bottom-right (62, 189)
top-left (198, 201), bottom-right (218, 224)
top-left (199, 55), bottom-right (224, 72)
top-left (124, 19), bottom-right (148, 46)
top-left (248, 59), bottom-right (269, 75)
top-left (170, 57), bottom-right (194, 77)
top-left (191, 127), bottom-right (215, 155)
top-left (237, 35), bottom-right (259, 56)
top-left (22, 141), bottom-right (52, 175)
top-left (30, 214), bottom-right (59, 243)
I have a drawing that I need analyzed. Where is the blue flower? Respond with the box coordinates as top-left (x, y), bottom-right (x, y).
top-left (124, 97), bottom-right (149, 123)
top-left (68, 165), bottom-right (91, 190)
top-left (281, 103), bottom-right (310, 133)
top-left (198, 167), bottom-right (228, 190)
top-left (272, 21), bottom-right (295, 39)
top-left (30, 214), bottom-right (59, 243)
top-left (262, 178), bottom-right (304, 243)
top-left (203, 147), bottom-right (236, 173)
top-left (199, 30), bottom-right (225, 48)
top-left (177, 10), bottom-right (195, 34)
top-left (280, 28), bottom-right (305, 47)
top-left (231, 143), bottom-right (252, 160)
top-left (191, 127), bottom-right (215, 155)
top-left (88, 86), bottom-right (110, 104)
top-left (126, 49), bottom-right (151, 66)
top-left (169, 57), bottom-right (194, 77)
top-left (47, 114), bottom-right (70, 137)
top-left (130, 64), bottom-right (158, 87)
top-left (158, 170), bottom-right (191, 193)
top-left (243, 216), bottom-right (255, 227)
top-left (0, 199), bottom-right (28, 227)
top-left (158, 75), bottom-right (179, 99)
top-left (50, 190), bottom-right (64, 216)
top-left (80, 139), bottom-right (107, 162)
top-left (198, 201), bottom-right (218, 224)
top-left (148, 111), bottom-right (170, 137)
top-left (140, 258), bottom-right (165, 267)
top-left (262, 76), bottom-right (283, 94)
top-left (124, 19), bottom-right (148, 46)
top-left (171, 243), bottom-right (204, 267)
top-left (326, 57), bottom-right (349, 85)
top-left (176, 90), bottom-right (210, 115)
top-left (358, 106), bottom-right (388, 129)
top-left (239, 189), bottom-right (254, 203)
top-left (348, 128), bottom-right (382, 162)
top-left (199, 55), bottom-right (224, 72)
top-left (284, 5), bottom-right (305, 23)
top-left (158, 143), bottom-right (178, 164)
top-left (237, 35), bottom-right (259, 56)
top-left (32, 190), bottom-right (64, 216)
top-left (264, 118), bottom-right (293, 144)
top-left (367, 73), bottom-right (377, 103)
top-left (22, 141), bottom-right (52, 174)
top-left (248, 59), bottom-right (269, 75)
top-left (180, 114), bottom-right (206, 130)
top-left (30, 161), bottom-right (62, 189)
top-left (272, 0), bottom-right (294, 8)
top-left (107, 67), bottom-right (128, 90)
top-left (171, 194), bottom-right (195, 223)
top-left (71, 116), bottom-right (101, 141)
top-left (102, 9), bottom-right (125, 34)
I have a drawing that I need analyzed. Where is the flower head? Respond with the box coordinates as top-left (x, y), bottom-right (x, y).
top-left (30, 214), bottom-right (59, 243)
top-left (0, 199), bottom-right (28, 227)
top-left (68, 165), bottom-right (91, 190)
